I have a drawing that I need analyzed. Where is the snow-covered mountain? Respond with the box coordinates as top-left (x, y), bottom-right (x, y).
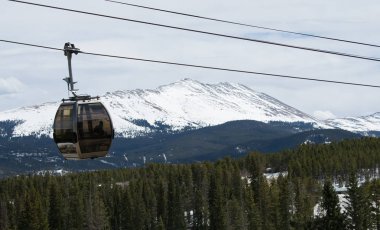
top-left (0, 79), bottom-right (378, 138)
top-left (0, 79), bottom-right (320, 137)
top-left (101, 79), bottom-right (323, 137)
top-left (325, 113), bottom-right (380, 134)
top-left (0, 102), bottom-right (60, 137)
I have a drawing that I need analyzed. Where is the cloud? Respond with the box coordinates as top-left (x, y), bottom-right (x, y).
top-left (313, 110), bottom-right (337, 120)
top-left (1, 0), bottom-right (380, 116)
top-left (0, 77), bottom-right (25, 95)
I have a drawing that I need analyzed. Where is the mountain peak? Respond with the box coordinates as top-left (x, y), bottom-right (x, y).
top-left (159, 78), bottom-right (204, 89)
top-left (0, 79), bottom-right (322, 138)
top-left (3, 78), bottom-right (378, 138)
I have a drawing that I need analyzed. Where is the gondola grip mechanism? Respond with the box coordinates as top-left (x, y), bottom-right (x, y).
top-left (63, 42), bottom-right (80, 96)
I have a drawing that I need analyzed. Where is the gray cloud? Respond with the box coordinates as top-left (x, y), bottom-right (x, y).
top-left (1, 0), bottom-right (380, 117)
top-left (313, 110), bottom-right (336, 120)
top-left (0, 77), bottom-right (25, 95)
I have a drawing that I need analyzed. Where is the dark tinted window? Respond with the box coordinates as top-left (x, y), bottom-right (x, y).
top-left (53, 104), bottom-right (77, 155)
top-left (53, 104), bottom-right (76, 143)
top-left (77, 103), bottom-right (112, 154)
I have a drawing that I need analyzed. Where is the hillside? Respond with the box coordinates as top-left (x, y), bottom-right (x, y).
top-left (1, 138), bottom-right (379, 229)
top-left (0, 120), bottom-right (360, 178)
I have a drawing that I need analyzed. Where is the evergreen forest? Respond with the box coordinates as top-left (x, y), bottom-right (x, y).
top-left (1, 137), bottom-right (380, 229)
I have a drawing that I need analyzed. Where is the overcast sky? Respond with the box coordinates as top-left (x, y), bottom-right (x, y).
top-left (1, 0), bottom-right (380, 119)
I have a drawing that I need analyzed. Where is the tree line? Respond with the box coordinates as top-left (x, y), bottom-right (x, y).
top-left (0, 137), bottom-right (380, 229)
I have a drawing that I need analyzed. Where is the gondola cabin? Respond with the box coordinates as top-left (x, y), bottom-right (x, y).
top-left (53, 99), bottom-right (114, 160)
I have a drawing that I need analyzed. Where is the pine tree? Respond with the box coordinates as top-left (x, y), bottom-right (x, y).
top-left (18, 189), bottom-right (49, 230)
top-left (85, 188), bottom-right (110, 230)
top-left (120, 188), bottom-right (134, 230)
top-left (167, 169), bottom-right (186, 230)
top-left (104, 185), bottom-right (122, 230)
top-left (48, 179), bottom-right (64, 230)
top-left (293, 178), bottom-right (314, 229)
top-left (93, 190), bottom-right (110, 230)
top-left (192, 164), bottom-right (209, 230)
top-left (256, 175), bottom-right (274, 229)
top-left (156, 216), bottom-right (166, 230)
top-left (67, 179), bottom-right (85, 230)
top-left (131, 181), bottom-right (147, 230)
top-left (278, 175), bottom-right (291, 230)
top-left (142, 179), bottom-right (158, 229)
top-left (345, 173), bottom-right (371, 230)
top-left (180, 166), bottom-right (194, 227)
top-left (243, 184), bottom-right (261, 230)
top-left (0, 198), bottom-right (8, 230)
top-left (156, 178), bottom-right (168, 228)
top-left (317, 180), bottom-right (346, 230)
top-left (246, 153), bottom-right (273, 229)
top-left (209, 166), bottom-right (227, 230)
top-left (370, 179), bottom-right (380, 230)
top-left (227, 198), bottom-right (245, 230)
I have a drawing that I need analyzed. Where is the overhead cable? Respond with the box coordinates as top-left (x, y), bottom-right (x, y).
top-left (2, 39), bottom-right (380, 89)
top-left (104, 0), bottom-right (380, 48)
top-left (0, 40), bottom-right (62, 51)
top-left (8, 0), bottom-right (380, 63)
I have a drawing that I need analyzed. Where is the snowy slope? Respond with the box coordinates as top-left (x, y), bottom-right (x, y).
top-left (0, 102), bottom-right (60, 137)
top-left (0, 79), bottom-right (367, 138)
top-left (102, 79), bottom-right (322, 136)
top-left (326, 113), bottom-right (380, 133)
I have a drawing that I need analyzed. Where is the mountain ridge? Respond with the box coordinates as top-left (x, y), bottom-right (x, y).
top-left (326, 112), bottom-right (380, 133)
top-left (0, 78), bottom-right (379, 137)
top-left (0, 79), bottom-right (323, 137)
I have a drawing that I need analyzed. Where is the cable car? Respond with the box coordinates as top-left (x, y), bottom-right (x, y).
top-left (53, 43), bottom-right (114, 159)
top-left (53, 97), bottom-right (114, 159)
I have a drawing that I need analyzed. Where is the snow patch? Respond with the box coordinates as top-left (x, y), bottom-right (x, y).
top-left (99, 160), bottom-right (117, 167)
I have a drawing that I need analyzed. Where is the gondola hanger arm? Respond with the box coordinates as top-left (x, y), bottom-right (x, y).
top-left (63, 42), bottom-right (80, 96)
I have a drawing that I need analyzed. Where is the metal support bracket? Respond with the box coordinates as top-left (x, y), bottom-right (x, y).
top-left (63, 42), bottom-right (80, 97)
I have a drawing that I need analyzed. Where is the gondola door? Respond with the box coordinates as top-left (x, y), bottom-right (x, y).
top-left (53, 102), bottom-right (79, 159)
top-left (77, 102), bottom-right (113, 159)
